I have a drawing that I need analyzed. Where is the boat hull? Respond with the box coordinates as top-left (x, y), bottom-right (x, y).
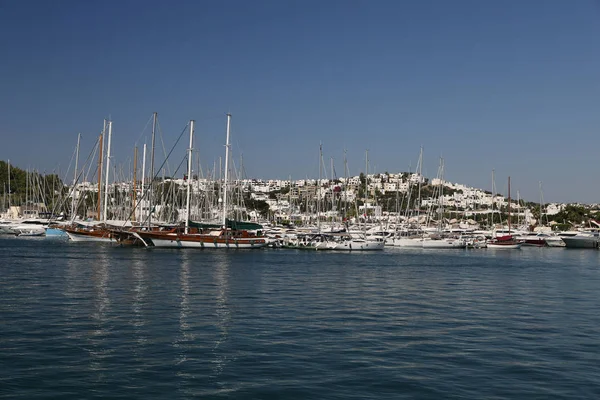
top-left (137, 232), bottom-right (267, 249)
top-left (45, 228), bottom-right (69, 237)
top-left (487, 242), bottom-right (522, 249)
top-left (421, 238), bottom-right (466, 249)
top-left (561, 236), bottom-right (599, 249)
top-left (65, 230), bottom-right (115, 242)
top-left (544, 238), bottom-right (565, 247)
top-left (389, 237), bottom-right (466, 248)
top-left (320, 240), bottom-right (384, 251)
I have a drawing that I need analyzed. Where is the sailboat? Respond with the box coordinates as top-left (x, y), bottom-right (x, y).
top-left (63, 120), bottom-right (119, 243)
top-left (135, 115), bottom-right (267, 249)
top-left (319, 149), bottom-right (384, 251)
top-left (487, 176), bottom-right (522, 249)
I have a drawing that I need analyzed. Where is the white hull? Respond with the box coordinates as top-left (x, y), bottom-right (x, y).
top-left (320, 240), bottom-right (384, 251)
top-left (315, 240), bottom-right (384, 251)
top-left (0, 225), bottom-right (16, 235)
top-left (15, 229), bottom-right (46, 236)
top-left (544, 237), bottom-right (565, 247)
top-left (389, 237), bottom-right (425, 248)
top-left (486, 243), bottom-right (522, 249)
top-left (421, 238), bottom-right (466, 248)
top-left (389, 237), bottom-right (465, 248)
top-left (66, 231), bottom-right (115, 243)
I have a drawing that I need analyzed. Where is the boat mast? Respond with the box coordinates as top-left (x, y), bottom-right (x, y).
top-left (185, 120), bottom-right (194, 234)
top-left (365, 149), bottom-right (369, 222)
top-left (71, 133), bottom-right (81, 221)
top-left (132, 146), bottom-right (137, 223)
top-left (508, 176), bottom-right (511, 234)
top-left (7, 159), bottom-right (10, 214)
top-left (96, 121), bottom-right (105, 221)
top-left (416, 146), bottom-right (423, 219)
top-left (539, 181), bottom-right (543, 227)
top-left (102, 120), bottom-right (113, 222)
top-left (222, 113), bottom-right (231, 228)
top-left (343, 149), bottom-right (347, 221)
top-left (491, 169), bottom-right (495, 229)
top-left (438, 157), bottom-right (444, 230)
top-left (317, 143), bottom-right (322, 232)
top-left (330, 156), bottom-right (335, 213)
top-left (148, 112), bottom-right (157, 228)
top-left (140, 143), bottom-right (147, 223)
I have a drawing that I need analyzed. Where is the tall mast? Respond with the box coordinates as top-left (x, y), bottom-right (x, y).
top-left (330, 156), bottom-right (335, 212)
top-left (96, 121), bottom-right (105, 221)
top-left (132, 146), bottom-right (138, 222)
top-left (416, 146), bottom-right (423, 218)
top-left (140, 143), bottom-right (147, 223)
top-left (185, 120), bottom-right (195, 234)
top-left (491, 169), bottom-right (495, 228)
top-left (508, 176), bottom-right (511, 233)
top-left (71, 133), bottom-right (81, 220)
top-left (365, 149), bottom-right (369, 220)
top-left (102, 120), bottom-right (113, 222)
top-left (148, 112), bottom-right (157, 227)
top-left (539, 181), bottom-right (543, 227)
top-left (222, 113), bottom-right (231, 228)
top-left (317, 143), bottom-right (322, 232)
top-left (343, 149), bottom-right (347, 220)
top-left (219, 156), bottom-right (223, 218)
top-left (7, 159), bottom-right (10, 212)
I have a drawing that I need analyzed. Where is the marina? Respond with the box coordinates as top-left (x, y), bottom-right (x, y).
top-left (2, 1), bottom-right (600, 398)
top-left (2, 114), bottom-right (598, 251)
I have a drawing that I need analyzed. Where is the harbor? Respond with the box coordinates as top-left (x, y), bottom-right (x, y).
top-left (1, 115), bottom-right (599, 251)
top-left (2, 1), bottom-right (600, 398)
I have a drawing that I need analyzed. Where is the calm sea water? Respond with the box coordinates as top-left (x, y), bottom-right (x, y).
top-left (1, 236), bottom-right (599, 399)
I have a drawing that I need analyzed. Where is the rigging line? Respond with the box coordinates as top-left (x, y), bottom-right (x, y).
top-left (156, 119), bottom-right (173, 178)
top-left (124, 122), bottom-right (190, 227)
top-left (60, 140), bottom-right (78, 186)
top-left (49, 134), bottom-right (102, 219)
top-left (134, 113), bottom-right (154, 147)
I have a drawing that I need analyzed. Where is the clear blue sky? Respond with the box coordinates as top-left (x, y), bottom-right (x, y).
top-left (1, 0), bottom-right (599, 203)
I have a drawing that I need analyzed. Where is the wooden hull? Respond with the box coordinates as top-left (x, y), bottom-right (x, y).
top-left (521, 239), bottom-right (547, 247)
top-left (136, 231), bottom-right (267, 249)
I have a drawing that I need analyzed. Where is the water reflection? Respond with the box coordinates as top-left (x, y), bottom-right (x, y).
top-left (131, 252), bottom-right (148, 354)
top-left (88, 245), bottom-right (112, 379)
top-left (175, 251), bottom-right (192, 365)
top-left (64, 249), bottom-right (86, 341)
top-left (212, 254), bottom-right (232, 380)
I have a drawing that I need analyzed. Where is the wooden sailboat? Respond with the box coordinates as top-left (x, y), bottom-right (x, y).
top-left (135, 115), bottom-right (267, 249)
top-left (63, 121), bottom-right (119, 243)
top-left (487, 176), bottom-right (522, 249)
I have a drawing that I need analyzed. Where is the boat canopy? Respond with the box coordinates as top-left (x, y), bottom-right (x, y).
top-left (188, 219), bottom-right (263, 230)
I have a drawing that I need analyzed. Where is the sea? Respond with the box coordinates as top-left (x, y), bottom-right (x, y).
top-left (1, 236), bottom-right (599, 399)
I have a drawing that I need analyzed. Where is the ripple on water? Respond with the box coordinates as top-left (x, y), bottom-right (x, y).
top-left (0, 238), bottom-right (600, 399)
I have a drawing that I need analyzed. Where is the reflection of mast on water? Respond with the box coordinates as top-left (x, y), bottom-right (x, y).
top-left (89, 246), bottom-right (112, 374)
top-left (175, 251), bottom-right (192, 366)
top-left (212, 254), bottom-right (232, 379)
top-left (131, 253), bottom-right (148, 354)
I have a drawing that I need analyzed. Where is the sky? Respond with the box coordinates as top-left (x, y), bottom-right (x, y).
top-left (0, 0), bottom-right (599, 203)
